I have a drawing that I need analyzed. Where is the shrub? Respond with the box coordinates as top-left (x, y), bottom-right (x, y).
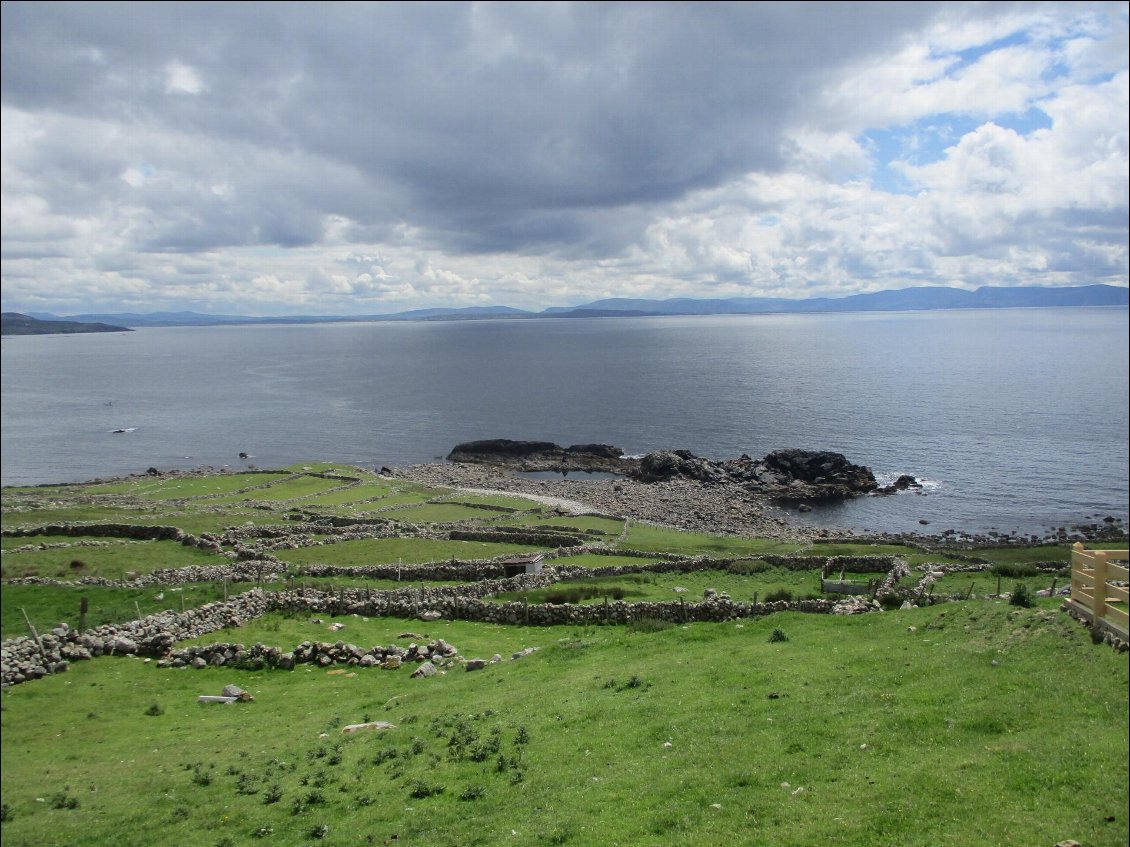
top-left (145, 703), bottom-right (164, 717)
top-left (408, 780), bottom-right (444, 799)
top-left (728, 560), bottom-right (770, 574)
top-left (50, 792), bottom-right (79, 810)
top-left (627, 616), bottom-right (673, 634)
top-left (459, 785), bottom-right (486, 801)
top-left (768, 628), bottom-right (789, 643)
top-left (1009, 583), bottom-right (1035, 608)
top-left (764, 589), bottom-right (793, 603)
top-left (372, 747), bottom-right (398, 765)
top-left (993, 562), bottom-right (1038, 578)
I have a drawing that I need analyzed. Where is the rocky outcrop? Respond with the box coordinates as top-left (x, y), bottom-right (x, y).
top-left (447, 440), bottom-right (633, 474)
top-left (874, 474), bottom-right (923, 495)
top-left (443, 441), bottom-right (915, 506)
top-left (633, 448), bottom-right (887, 501)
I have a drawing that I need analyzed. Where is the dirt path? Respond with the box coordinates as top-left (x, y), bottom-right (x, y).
top-left (453, 486), bottom-right (595, 515)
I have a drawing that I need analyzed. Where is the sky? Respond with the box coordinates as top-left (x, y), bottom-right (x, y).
top-left (1, 1), bottom-right (1127, 317)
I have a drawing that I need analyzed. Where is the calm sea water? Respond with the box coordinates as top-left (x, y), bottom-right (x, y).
top-left (2, 309), bottom-right (1127, 536)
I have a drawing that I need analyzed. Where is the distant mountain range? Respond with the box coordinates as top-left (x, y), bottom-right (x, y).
top-left (10, 284), bottom-right (1128, 330)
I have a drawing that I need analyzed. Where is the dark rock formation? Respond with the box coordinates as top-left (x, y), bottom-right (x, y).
top-left (447, 439), bottom-right (632, 473)
top-left (446, 440), bottom-right (912, 504)
top-left (633, 448), bottom-right (881, 501)
top-left (874, 474), bottom-right (923, 495)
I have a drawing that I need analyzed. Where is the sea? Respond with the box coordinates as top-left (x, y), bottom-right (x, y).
top-left (2, 308), bottom-right (1127, 537)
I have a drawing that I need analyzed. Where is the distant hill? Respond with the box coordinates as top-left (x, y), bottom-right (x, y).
top-left (13, 284), bottom-right (1127, 328)
top-left (550, 284), bottom-right (1129, 316)
top-left (1, 312), bottom-right (132, 336)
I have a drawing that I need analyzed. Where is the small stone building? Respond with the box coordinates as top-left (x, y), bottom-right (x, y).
top-left (499, 554), bottom-right (544, 578)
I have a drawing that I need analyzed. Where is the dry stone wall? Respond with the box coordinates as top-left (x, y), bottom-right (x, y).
top-left (2, 552), bottom-right (912, 689)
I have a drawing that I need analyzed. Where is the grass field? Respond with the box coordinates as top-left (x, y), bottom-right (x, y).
top-left (1, 465), bottom-right (1126, 847)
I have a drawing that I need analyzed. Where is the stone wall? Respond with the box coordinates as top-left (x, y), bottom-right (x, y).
top-left (1, 552), bottom-right (915, 689)
top-left (1, 589), bottom-right (271, 687)
top-left (1, 522), bottom-right (226, 554)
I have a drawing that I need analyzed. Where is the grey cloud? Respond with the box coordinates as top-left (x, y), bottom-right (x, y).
top-left (2, 1), bottom-right (948, 256)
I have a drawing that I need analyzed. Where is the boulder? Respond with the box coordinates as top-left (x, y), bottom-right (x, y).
top-left (221, 684), bottom-right (254, 702)
top-left (410, 661), bottom-right (438, 679)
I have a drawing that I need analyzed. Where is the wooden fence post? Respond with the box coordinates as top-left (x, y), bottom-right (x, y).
top-left (1093, 551), bottom-right (1109, 622)
top-left (79, 596), bottom-right (88, 635)
top-left (20, 608), bottom-right (49, 669)
top-left (1070, 542), bottom-right (1085, 602)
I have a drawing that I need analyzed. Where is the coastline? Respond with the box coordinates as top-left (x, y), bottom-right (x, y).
top-left (390, 462), bottom-right (1127, 547)
top-left (392, 461), bottom-right (807, 540)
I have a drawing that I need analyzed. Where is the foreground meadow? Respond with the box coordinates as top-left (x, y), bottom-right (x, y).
top-left (2, 465), bottom-right (1127, 847)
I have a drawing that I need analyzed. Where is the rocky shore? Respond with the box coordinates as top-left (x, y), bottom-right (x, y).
top-left (399, 461), bottom-right (834, 543)
top-left (445, 440), bottom-right (911, 501)
top-left (396, 450), bottom-right (1127, 547)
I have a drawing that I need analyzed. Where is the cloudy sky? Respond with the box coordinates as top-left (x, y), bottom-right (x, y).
top-left (2, 1), bottom-right (1127, 316)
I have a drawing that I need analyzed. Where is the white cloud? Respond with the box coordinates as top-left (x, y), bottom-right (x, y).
top-left (164, 61), bottom-right (204, 95)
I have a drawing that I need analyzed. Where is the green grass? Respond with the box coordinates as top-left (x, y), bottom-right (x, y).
top-left (620, 524), bottom-right (803, 557)
top-left (926, 571), bottom-right (1068, 599)
top-left (244, 476), bottom-right (351, 502)
top-left (275, 575), bottom-right (471, 593)
top-left (378, 503), bottom-right (516, 524)
top-left (491, 569), bottom-right (836, 605)
top-left (1, 583), bottom-right (237, 640)
top-left (2, 535), bottom-right (124, 551)
top-left (804, 541), bottom-right (927, 557)
top-left (432, 493), bottom-right (548, 511)
top-left (348, 490), bottom-right (446, 511)
top-left (0, 540), bottom-right (230, 580)
top-left (288, 482), bottom-right (394, 507)
top-left (550, 553), bottom-right (671, 568)
top-left (2, 603), bottom-right (1126, 847)
top-left (82, 473), bottom-right (292, 499)
top-left (2, 466), bottom-right (1127, 847)
top-left (0, 504), bottom-right (172, 530)
top-left (505, 515), bottom-right (626, 535)
top-left (275, 537), bottom-right (549, 568)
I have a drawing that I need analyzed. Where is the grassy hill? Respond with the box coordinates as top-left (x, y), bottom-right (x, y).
top-left (0, 312), bottom-right (131, 336)
top-left (1, 465), bottom-right (1126, 846)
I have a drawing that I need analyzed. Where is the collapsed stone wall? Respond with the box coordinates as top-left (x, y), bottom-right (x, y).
top-left (159, 636), bottom-right (464, 671)
top-left (4, 560), bottom-right (288, 589)
top-left (1, 589), bottom-right (272, 687)
top-left (1, 523), bottom-right (225, 554)
top-left (265, 586), bottom-right (835, 627)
